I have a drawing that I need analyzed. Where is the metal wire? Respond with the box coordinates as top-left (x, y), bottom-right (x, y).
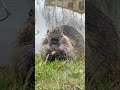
top-left (0, 0), bottom-right (10, 21)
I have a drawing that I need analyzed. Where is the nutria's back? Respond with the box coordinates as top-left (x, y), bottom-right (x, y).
top-left (60, 25), bottom-right (84, 42)
top-left (55, 25), bottom-right (85, 56)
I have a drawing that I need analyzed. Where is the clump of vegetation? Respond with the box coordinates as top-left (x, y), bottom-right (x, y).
top-left (0, 65), bottom-right (34, 90)
top-left (35, 54), bottom-right (85, 90)
top-left (0, 55), bottom-right (85, 90)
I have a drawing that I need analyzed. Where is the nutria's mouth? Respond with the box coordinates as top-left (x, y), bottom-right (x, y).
top-left (46, 49), bottom-right (66, 60)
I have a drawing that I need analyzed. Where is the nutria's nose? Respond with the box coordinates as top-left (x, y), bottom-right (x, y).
top-left (50, 38), bottom-right (59, 46)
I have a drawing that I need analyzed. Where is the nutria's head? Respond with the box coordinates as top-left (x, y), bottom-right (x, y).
top-left (42, 28), bottom-right (72, 60)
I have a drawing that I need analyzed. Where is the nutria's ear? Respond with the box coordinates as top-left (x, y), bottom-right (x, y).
top-left (47, 30), bottom-right (50, 34)
top-left (59, 28), bottom-right (63, 34)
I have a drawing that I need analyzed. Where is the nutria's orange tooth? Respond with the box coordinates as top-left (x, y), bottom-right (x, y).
top-left (51, 51), bottom-right (56, 55)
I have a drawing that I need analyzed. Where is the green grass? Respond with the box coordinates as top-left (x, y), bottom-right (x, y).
top-left (0, 55), bottom-right (85, 90)
top-left (35, 54), bottom-right (85, 90)
top-left (1, 54), bottom-right (118, 90)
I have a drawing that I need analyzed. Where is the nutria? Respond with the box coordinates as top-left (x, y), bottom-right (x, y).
top-left (40, 25), bottom-right (85, 60)
top-left (85, 1), bottom-right (120, 88)
top-left (13, 9), bottom-right (35, 86)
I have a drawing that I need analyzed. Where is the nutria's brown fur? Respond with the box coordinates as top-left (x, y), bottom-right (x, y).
top-left (40, 25), bottom-right (85, 60)
top-left (86, 1), bottom-right (120, 89)
top-left (13, 9), bottom-right (35, 85)
top-left (86, 1), bottom-right (120, 73)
